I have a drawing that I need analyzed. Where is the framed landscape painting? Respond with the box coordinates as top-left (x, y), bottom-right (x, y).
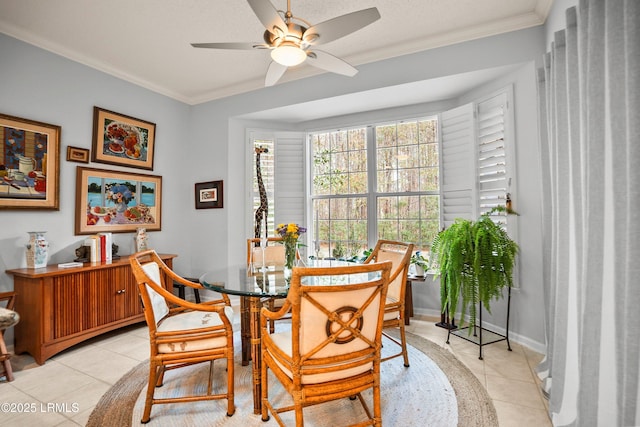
top-left (91, 107), bottom-right (156, 170)
top-left (0, 113), bottom-right (60, 210)
top-left (75, 166), bottom-right (162, 234)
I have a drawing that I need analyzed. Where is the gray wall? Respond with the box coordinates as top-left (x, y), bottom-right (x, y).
top-left (0, 24), bottom-right (547, 351)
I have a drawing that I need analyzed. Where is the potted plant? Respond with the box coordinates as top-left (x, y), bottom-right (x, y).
top-left (429, 206), bottom-right (518, 332)
top-left (410, 251), bottom-right (429, 276)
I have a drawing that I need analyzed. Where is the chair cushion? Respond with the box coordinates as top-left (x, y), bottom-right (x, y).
top-left (376, 250), bottom-right (407, 301)
top-left (141, 262), bottom-right (170, 323)
top-left (383, 296), bottom-right (401, 321)
top-left (0, 307), bottom-right (19, 330)
top-left (156, 305), bottom-right (234, 353)
top-left (267, 331), bottom-right (373, 385)
top-left (251, 245), bottom-right (286, 268)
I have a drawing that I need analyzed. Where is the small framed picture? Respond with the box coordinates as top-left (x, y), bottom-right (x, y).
top-left (66, 146), bottom-right (90, 163)
top-left (195, 180), bottom-right (223, 209)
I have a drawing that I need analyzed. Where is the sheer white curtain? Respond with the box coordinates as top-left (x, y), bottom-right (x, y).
top-left (537, 1), bottom-right (640, 425)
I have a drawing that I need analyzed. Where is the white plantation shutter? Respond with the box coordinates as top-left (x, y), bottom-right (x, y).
top-left (440, 103), bottom-right (476, 227)
top-left (274, 132), bottom-right (305, 228)
top-left (476, 92), bottom-right (510, 224)
top-left (249, 130), bottom-right (305, 242)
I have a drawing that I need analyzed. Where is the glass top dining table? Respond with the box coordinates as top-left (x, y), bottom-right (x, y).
top-left (199, 259), bottom-right (363, 298)
top-left (199, 259), bottom-right (364, 414)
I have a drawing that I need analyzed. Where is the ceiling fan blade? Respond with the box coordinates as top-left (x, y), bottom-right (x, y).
top-left (191, 42), bottom-right (267, 50)
top-left (247, 0), bottom-right (287, 34)
top-left (306, 50), bottom-right (358, 77)
top-left (265, 61), bottom-right (288, 86)
top-left (303, 7), bottom-right (380, 45)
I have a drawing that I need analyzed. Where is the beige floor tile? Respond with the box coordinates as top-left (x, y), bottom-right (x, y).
top-left (483, 351), bottom-right (536, 382)
top-left (493, 400), bottom-right (552, 427)
top-left (93, 333), bottom-right (150, 361)
top-left (53, 345), bottom-right (141, 384)
top-left (1, 407), bottom-right (72, 427)
top-left (485, 374), bottom-right (546, 410)
top-left (9, 361), bottom-right (97, 402)
top-left (56, 379), bottom-right (111, 417)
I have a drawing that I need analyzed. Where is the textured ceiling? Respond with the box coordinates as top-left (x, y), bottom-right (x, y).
top-left (0, 0), bottom-right (552, 105)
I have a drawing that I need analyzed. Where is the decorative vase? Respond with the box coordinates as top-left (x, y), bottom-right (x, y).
top-left (284, 238), bottom-right (297, 270)
top-left (135, 228), bottom-right (148, 252)
top-left (26, 231), bottom-right (48, 269)
top-left (115, 201), bottom-right (127, 213)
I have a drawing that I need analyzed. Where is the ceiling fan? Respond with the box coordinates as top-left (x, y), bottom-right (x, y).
top-left (191, 0), bottom-right (381, 86)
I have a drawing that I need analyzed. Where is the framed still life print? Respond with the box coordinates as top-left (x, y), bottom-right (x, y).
top-left (75, 166), bottom-right (162, 234)
top-left (0, 113), bottom-right (60, 210)
top-left (195, 180), bottom-right (223, 209)
top-left (91, 107), bottom-right (156, 170)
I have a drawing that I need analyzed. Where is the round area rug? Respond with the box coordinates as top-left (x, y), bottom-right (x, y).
top-left (87, 331), bottom-right (497, 427)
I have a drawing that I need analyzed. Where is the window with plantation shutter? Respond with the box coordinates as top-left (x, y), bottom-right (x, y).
top-left (440, 88), bottom-right (516, 231)
top-left (476, 92), bottom-right (511, 225)
top-left (439, 103), bottom-right (476, 227)
top-left (274, 132), bottom-right (305, 228)
top-left (249, 130), bottom-right (305, 240)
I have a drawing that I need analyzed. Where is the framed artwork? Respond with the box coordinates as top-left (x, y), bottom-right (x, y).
top-left (0, 113), bottom-right (60, 210)
top-left (75, 166), bottom-right (162, 234)
top-left (66, 146), bottom-right (90, 163)
top-left (91, 106), bottom-right (156, 170)
top-left (195, 180), bottom-right (223, 209)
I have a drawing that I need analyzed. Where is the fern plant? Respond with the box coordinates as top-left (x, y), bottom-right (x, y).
top-left (429, 207), bottom-right (519, 332)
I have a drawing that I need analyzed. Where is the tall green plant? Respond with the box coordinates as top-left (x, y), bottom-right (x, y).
top-left (429, 208), bottom-right (519, 332)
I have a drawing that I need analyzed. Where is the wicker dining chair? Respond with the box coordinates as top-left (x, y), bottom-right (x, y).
top-left (363, 240), bottom-right (414, 367)
top-left (247, 237), bottom-right (287, 269)
top-left (129, 250), bottom-right (235, 424)
top-left (260, 261), bottom-right (392, 427)
top-left (247, 237), bottom-right (299, 333)
top-left (0, 292), bottom-right (19, 382)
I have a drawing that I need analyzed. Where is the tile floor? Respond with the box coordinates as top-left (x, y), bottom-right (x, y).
top-left (1, 310), bottom-right (551, 427)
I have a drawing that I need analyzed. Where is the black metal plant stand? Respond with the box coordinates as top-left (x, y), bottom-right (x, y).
top-left (446, 287), bottom-right (512, 360)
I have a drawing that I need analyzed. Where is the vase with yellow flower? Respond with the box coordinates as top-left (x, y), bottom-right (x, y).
top-left (275, 223), bottom-right (306, 274)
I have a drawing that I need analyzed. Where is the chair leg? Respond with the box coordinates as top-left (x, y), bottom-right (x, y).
top-left (398, 322), bottom-right (410, 367)
top-left (0, 331), bottom-right (14, 382)
top-left (294, 398), bottom-right (304, 427)
top-left (142, 362), bottom-right (161, 423)
top-left (268, 299), bottom-right (275, 333)
top-left (156, 365), bottom-right (166, 387)
top-left (226, 349), bottom-right (235, 417)
top-left (261, 354), bottom-right (270, 421)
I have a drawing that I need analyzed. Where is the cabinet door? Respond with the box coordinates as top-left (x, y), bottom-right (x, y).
top-left (51, 274), bottom-right (92, 339)
top-left (117, 264), bottom-right (144, 319)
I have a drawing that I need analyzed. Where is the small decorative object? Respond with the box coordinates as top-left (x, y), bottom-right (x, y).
top-left (26, 231), bottom-right (48, 268)
top-left (135, 227), bottom-right (148, 252)
top-left (91, 107), bottom-right (156, 170)
top-left (410, 251), bottom-right (429, 276)
top-left (276, 223), bottom-right (306, 271)
top-left (74, 242), bottom-right (120, 262)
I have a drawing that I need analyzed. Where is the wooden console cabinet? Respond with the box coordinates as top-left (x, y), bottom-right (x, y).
top-left (6, 254), bottom-right (177, 365)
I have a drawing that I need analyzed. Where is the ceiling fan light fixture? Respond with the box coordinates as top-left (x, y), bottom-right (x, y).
top-left (271, 42), bottom-right (306, 66)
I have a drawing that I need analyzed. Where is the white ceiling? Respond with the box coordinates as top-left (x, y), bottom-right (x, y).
top-left (0, 0), bottom-right (552, 108)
